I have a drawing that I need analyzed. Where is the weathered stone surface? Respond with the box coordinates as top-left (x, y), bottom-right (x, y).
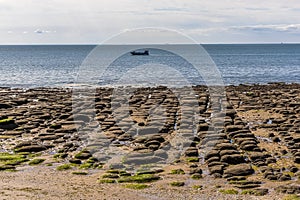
top-left (215, 143), bottom-right (236, 151)
top-left (221, 154), bottom-right (245, 164)
top-left (75, 151), bottom-right (92, 160)
top-left (0, 103), bottom-right (12, 109)
top-left (205, 150), bottom-right (220, 160)
top-left (189, 167), bottom-right (203, 175)
top-left (276, 185), bottom-right (300, 194)
top-left (15, 145), bottom-right (47, 152)
top-left (224, 164), bottom-right (254, 177)
top-left (184, 147), bottom-right (199, 157)
top-left (279, 174), bottom-right (292, 181)
top-left (225, 125), bottom-right (244, 132)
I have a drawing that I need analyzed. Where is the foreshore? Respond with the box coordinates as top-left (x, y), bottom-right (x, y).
top-left (0, 83), bottom-right (299, 199)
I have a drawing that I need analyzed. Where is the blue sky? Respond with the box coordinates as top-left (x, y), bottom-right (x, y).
top-left (0, 0), bottom-right (300, 44)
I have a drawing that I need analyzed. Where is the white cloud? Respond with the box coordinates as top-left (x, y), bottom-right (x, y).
top-left (231, 24), bottom-right (300, 33)
top-left (34, 29), bottom-right (54, 34)
top-left (0, 0), bottom-right (299, 43)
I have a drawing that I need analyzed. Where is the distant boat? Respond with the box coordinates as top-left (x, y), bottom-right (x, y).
top-left (130, 50), bottom-right (149, 56)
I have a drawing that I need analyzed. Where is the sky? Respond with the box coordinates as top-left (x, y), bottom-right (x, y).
top-left (0, 0), bottom-right (300, 44)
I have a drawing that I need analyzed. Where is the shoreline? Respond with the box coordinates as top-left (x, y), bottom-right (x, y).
top-left (0, 82), bottom-right (299, 199)
top-left (1, 81), bottom-right (300, 89)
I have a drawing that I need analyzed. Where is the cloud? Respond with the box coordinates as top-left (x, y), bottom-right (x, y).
top-left (0, 0), bottom-right (300, 43)
top-left (153, 7), bottom-right (187, 12)
top-left (231, 24), bottom-right (300, 33)
top-left (34, 29), bottom-right (56, 34)
top-left (34, 29), bottom-right (44, 34)
top-left (187, 24), bottom-right (300, 35)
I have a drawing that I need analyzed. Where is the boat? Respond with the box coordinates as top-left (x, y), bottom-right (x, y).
top-left (130, 50), bottom-right (149, 56)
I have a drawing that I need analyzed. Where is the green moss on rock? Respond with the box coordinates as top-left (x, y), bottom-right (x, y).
top-left (56, 164), bottom-right (73, 171)
top-left (28, 158), bottom-right (45, 165)
top-left (219, 189), bottom-right (239, 195)
top-left (170, 169), bottom-right (185, 175)
top-left (124, 183), bottom-right (149, 190)
top-left (118, 174), bottom-right (160, 183)
top-left (170, 181), bottom-right (185, 187)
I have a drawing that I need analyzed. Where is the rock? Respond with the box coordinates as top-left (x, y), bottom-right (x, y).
top-left (289, 166), bottom-right (298, 173)
top-left (148, 144), bottom-right (160, 151)
top-left (215, 143), bottom-right (236, 151)
top-left (225, 125), bottom-right (244, 132)
top-left (209, 165), bottom-right (224, 175)
top-left (225, 109), bottom-right (236, 118)
top-left (205, 150), bottom-right (220, 160)
top-left (123, 156), bottom-right (163, 165)
top-left (0, 103), bottom-right (12, 109)
top-left (3, 131), bottom-right (23, 136)
top-left (221, 154), bottom-right (245, 164)
top-left (240, 144), bottom-right (258, 151)
top-left (224, 164), bottom-right (254, 177)
top-left (72, 114), bottom-right (91, 123)
top-left (212, 173), bottom-right (222, 178)
top-left (146, 135), bottom-right (165, 143)
top-left (206, 156), bottom-right (220, 163)
top-left (198, 124), bottom-right (209, 132)
top-left (227, 176), bottom-right (246, 181)
top-left (268, 133), bottom-right (275, 137)
top-left (279, 174), bottom-right (291, 181)
top-left (280, 149), bottom-right (288, 155)
top-left (184, 147), bottom-right (199, 157)
top-left (14, 141), bottom-right (34, 149)
top-left (39, 134), bottom-right (60, 141)
top-left (15, 145), bottom-right (47, 153)
top-left (75, 151), bottom-right (92, 160)
top-left (138, 127), bottom-right (159, 135)
top-left (294, 157), bottom-right (300, 164)
top-left (276, 185), bottom-right (300, 194)
top-left (12, 98), bottom-right (28, 106)
top-left (265, 157), bottom-right (276, 164)
top-left (264, 171), bottom-right (278, 180)
top-left (0, 165), bottom-right (15, 171)
top-left (0, 118), bottom-right (18, 130)
top-left (248, 188), bottom-right (269, 196)
top-left (113, 134), bottom-right (129, 142)
top-left (248, 152), bottom-right (266, 161)
top-left (189, 167), bottom-right (203, 175)
top-left (219, 150), bottom-right (240, 157)
top-left (49, 124), bottom-right (62, 129)
top-left (69, 159), bottom-right (82, 164)
top-left (273, 137), bottom-right (280, 143)
top-left (208, 161), bottom-right (226, 168)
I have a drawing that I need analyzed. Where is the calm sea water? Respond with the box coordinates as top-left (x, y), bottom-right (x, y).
top-left (0, 44), bottom-right (299, 88)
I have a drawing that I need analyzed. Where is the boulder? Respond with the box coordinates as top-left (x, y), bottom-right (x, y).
top-left (221, 154), bottom-right (245, 164)
top-left (0, 103), bottom-right (12, 109)
top-left (225, 125), bottom-right (244, 132)
top-left (184, 147), bottom-right (199, 157)
top-left (279, 174), bottom-right (291, 181)
top-left (15, 145), bottom-right (47, 153)
top-left (0, 118), bottom-right (18, 130)
top-left (205, 150), bottom-right (220, 160)
top-left (209, 165), bottom-right (224, 175)
top-left (215, 143), bottom-right (236, 151)
top-left (224, 164), bottom-right (254, 177)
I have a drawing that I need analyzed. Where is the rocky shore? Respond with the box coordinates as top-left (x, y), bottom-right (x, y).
top-left (0, 83), bottom-right (299, 199)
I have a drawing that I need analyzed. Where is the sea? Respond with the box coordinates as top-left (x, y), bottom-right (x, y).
top-left (0, 44), bottom-right (299, 88)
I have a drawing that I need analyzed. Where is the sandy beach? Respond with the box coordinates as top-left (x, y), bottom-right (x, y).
top-left (0, 83), bottom-right (299, 200)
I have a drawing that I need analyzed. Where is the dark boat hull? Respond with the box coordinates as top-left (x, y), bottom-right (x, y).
top-left (130, 50), bottom-right (149, 56)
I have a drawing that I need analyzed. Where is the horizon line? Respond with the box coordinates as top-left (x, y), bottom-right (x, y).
top-left (0, 42), bottom-right (299, 45)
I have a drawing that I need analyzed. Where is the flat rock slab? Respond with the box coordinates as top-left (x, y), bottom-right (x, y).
top-left (224, 164), bottom-right (254, 177)
top-left (15, 145), bottom-right (47, 153)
